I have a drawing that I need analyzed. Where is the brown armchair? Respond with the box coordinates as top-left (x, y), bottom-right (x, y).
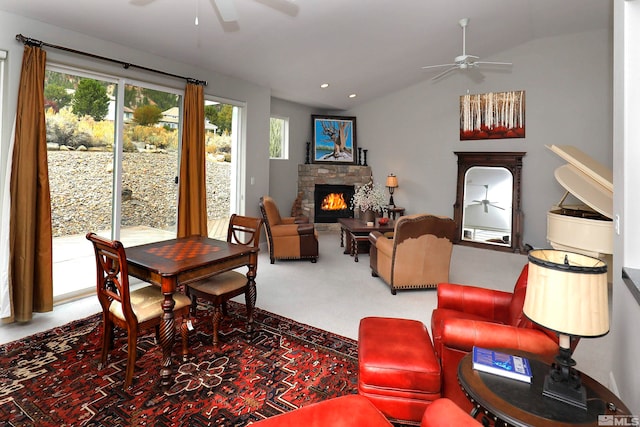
top-left (259, 195), bottom-right (319, 263)
top-left (369, 214), bottom-right (456, 294)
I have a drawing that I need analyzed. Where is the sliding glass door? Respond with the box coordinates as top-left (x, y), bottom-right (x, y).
top-left (46, 67), bottom-right (182, 301)
top-left (45, 66), bottom-right (245, 302)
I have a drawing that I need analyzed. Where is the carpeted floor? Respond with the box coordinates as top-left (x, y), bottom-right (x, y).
top-left (0, 301), bottom-right (360, 426)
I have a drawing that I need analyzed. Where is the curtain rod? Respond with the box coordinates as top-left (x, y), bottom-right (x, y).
top-left (15, 34), bottom-right (208, 86)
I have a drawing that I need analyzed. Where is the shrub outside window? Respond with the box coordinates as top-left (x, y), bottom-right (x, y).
top-left (269, 116), bottom-right (288, 159)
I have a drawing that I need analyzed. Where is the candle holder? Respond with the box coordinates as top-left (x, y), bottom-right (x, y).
top-left (363, 149), bottom-right (368, 166)
top-left (305, 141), bottom-right (311, 164)
top-left (358, 148), bottom-right (363, 166)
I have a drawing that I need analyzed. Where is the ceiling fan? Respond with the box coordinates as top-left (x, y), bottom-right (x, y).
top-left (422, 18), bottom-right (512, 81)
top-left (210, 0), bottom-right (298, 22)
top-left (131, 0), bottom-right (298, 24)
top-left (469, 185), bottom-right (505, 213)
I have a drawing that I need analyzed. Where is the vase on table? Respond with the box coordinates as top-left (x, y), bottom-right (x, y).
top-left (362, 209), bottom-right (375, 224)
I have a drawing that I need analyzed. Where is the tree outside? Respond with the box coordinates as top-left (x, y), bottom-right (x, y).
top-left (44, 84), bottom-right (72, 112)
top-left (72, 79), bottom-right (109, 121)
top-left (270, 117), bottom-right (283, 158)
top-left (205, 104), bottom-right (233, 135)
top-left (133, 104), bottom-right (163, 126)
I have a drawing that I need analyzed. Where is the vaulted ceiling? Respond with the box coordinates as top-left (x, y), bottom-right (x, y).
top-left (0, 0), bottom-right (611, 110)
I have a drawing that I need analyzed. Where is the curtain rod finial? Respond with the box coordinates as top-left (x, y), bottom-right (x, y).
top-left (16, 34), bottom-right (43, 47)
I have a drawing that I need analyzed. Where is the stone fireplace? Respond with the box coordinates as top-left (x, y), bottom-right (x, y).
top-left (297, 164), bottom-right (372, 231)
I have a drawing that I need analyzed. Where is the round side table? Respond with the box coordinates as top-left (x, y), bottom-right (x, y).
top-left (457, 350), bottom-right (630, 427)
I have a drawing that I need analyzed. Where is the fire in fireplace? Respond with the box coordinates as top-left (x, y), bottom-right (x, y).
top-left (321, 193), bottom-right (348, 210)
top-left (314, 184), bottom-right (355, 223)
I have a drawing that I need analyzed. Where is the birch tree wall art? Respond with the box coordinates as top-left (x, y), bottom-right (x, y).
top-left (460, 90), bottom-right (525, 140)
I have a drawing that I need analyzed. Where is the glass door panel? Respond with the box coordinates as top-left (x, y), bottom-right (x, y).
top-left (45, 69), bottom-right (116, 301)
top-left (204, 100), bottom-right (237, 239)
top-left (119, 84), bottom-right (181, 247)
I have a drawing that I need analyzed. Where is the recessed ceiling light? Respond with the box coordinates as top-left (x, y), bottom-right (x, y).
top-left (348, 93), bottom-right (357, 98)
top-left (320, 83), bottom-right (329, 88)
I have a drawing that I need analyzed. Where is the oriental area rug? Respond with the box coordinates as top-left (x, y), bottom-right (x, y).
top-left (0, 301), bottom-right (359, 426)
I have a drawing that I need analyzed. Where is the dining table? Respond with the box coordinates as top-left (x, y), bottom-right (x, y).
top-left (125, 235), bottom-right (259, 389)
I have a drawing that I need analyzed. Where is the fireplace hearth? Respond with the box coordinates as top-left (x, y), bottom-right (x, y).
top-left (314, 184), bottom-right (354, 223)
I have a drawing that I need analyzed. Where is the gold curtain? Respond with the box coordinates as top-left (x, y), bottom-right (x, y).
top-left (8, 45), bottom-right (53, 322)
top-left (177, 83), bottom-right (208, 237)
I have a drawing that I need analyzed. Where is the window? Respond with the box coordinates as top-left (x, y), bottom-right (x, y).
top-left (269, 116), bottom-right (289, 159)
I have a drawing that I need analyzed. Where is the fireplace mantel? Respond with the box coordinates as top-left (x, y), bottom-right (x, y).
top-left (298, 164), bottom-right (372, 231)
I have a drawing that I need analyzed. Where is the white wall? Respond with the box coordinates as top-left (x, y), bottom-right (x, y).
top-left (268, 97), bottom-right (325, 211)
top-left (340, 28), bottom-right (612, 250)
top-left (0, 10), bottom-right (272, 220)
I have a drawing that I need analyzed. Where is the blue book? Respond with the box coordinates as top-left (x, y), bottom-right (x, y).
top-left (472, 347), bottom-right (532, 383)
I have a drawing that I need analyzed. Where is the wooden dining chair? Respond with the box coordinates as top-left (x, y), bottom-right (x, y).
top-left (185, 214), bottom-right (262, 347)
top-left (86, 232), bottom-right (192, 388)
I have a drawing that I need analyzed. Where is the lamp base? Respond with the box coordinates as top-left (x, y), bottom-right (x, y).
top-left (543, 345), bottom-right (587, 411)
top-left (543, 373), bottom-right (587, 410)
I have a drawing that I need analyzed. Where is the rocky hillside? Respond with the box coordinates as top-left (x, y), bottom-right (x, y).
top-left (47, 151), bottom-right (230, 237)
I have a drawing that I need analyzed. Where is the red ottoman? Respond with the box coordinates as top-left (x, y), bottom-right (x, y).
top-left (358, 317), bottom-right (441, 423)
top-left (250, 394), bottom-right (393, 427)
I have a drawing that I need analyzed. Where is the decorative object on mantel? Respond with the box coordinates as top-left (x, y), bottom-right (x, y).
top-left (460, 90), bottom-right (525, 140)
top-left (363, 149), bottom-right (368, 166)
top-left (311, 115), bottom-right (357, 164)
top-left (358, 147), bottom-right (362, 165)
top-left (351, 180), bottom-right (387, 223)
top-left (385, 173), bottom-right (398, 207)
top-left (305, 141), bottom-right (311, 164)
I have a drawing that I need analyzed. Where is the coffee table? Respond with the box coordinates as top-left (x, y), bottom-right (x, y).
top-left (458, 349), bottom-right (631, 427)
top-left (338, 217), bottom-right (394, 262)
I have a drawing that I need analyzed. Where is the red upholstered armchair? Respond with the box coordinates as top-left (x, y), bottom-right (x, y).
top-left (430, 264), bottom-right (569, 412)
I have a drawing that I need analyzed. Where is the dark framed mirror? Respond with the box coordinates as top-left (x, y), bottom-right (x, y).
top-left (453, 152), bottom-right (525, 253)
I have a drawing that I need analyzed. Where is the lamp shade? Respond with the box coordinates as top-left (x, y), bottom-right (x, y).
top-left (386, 174), bottom-right (398, 188)
top-left (523, 249), bottom-right (609, 338)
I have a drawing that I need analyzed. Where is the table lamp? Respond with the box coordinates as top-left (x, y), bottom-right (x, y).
top-left (523, 249), bottom-right (609, 410)
top-left (386, 174), bottom-right (398, 207)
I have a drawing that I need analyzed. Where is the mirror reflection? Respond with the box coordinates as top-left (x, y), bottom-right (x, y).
top-left (462, 167), bottom-right (512, 247)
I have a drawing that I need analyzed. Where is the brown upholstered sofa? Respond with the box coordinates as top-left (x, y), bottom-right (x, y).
top-left (368, 213), bottom-right (456, 294)
top-left (259, 195), bottom-right (319, 264)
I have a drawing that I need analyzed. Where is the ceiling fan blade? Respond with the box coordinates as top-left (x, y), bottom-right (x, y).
top-left (431, 66), bottom-right (459, 80)
top-left (476, 61), bottom-right (513, 66)
top-left (255, 0), bottom-right (299, 17)
top-left (212, 0), bottom-right (238, 22)
top-left (421, 63), bottom-right (456, 70)
top-left (489, 203), bottom-right (506, 210)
